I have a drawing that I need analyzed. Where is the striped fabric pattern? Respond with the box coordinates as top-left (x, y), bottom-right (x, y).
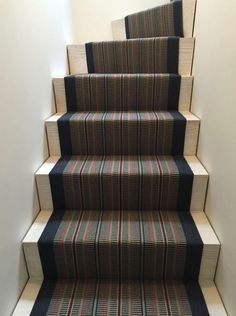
top-left (85, 37), bottom-right (179, 74)
top-left (39, 210), bottom-right (203, 280)
top-left (125, 1), bottom-right (183, 39)
top-left (65, 74), bottom-right (181, 112)
top-left (58, 111), bottom-right (186, 155)
top-left (30, 0), bottom-right (211, 313)
top-left (31, 280), bottom-right (209, 316)
top-left (49, 156), bottom-right (193, 211)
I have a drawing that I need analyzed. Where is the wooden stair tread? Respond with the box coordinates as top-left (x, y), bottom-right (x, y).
top-left (67, 38), bottom-right (195, 76)
top-left (36, 155), bottom-right (208, 213)
top-left (112, 0), bottom-right (196, 39)
top-left (45, 110), bottom-right (200, 156)
top-left (13, 279), bottom-right (226, 316)
top-left (53, 74), bottom-right (193, 113)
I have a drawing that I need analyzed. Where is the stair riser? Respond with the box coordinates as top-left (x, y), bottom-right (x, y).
top-left (46, 112), bottom-right (199, 156)
top-left (112, 0), bottom-right (196, 40)
top-left (67, 38), bottom-right (195, 76)
top-left (23, 210), bottom-right (219, 282)
top-left (53, 76), bottom-right (193, 113)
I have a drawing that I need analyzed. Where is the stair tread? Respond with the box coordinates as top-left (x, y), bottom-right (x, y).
top-left (69, 36), bottom-right (180, 45)
top-left (46, 110), bottom-right (199, 159)
top-left (68, 36), bottom-right (183, 46)
top-left (37, 155), bottom-right (207, 180)
top-left (47, 110), bottom-right (199, 118)
top-left (37, 155), bottom-right (206, 175)
top-left (113, 1), bottom-right (183, 40)
top-left (71, 36), bottom-right (181, 75)
top-left (67, 37), bottom-right (195, 76)
top-left (23, 210), bottom-right (219, 280)
top-left (13, 279), bottom-right (227, 316)
top-left (53, 71), bottom-right (193, 113)
top-left (36, 155), bottom-right (208, 211)
top-left (112, 0), bottom-right (196, 40)
top-left (124, 1), bottom-right (183, 39)
top-left (25, 210), bottom-right (219, 246)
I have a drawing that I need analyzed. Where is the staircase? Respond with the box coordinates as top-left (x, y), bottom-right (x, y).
top-left (14, 1), bottom-right (226, 315)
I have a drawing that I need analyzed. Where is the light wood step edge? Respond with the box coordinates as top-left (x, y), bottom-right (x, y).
top-left (23, 210), bottom-right (218, 282)
top-left (46, 111), bottom-right (199, 157)
top-left (67, 38), bottom-right (195, 76)
top-left (35, 155), bottom-right (208, 212)
top-left (53, 76), bottom-right (193, 113)
top-left (12, 279), bottom-right (43, 316)
top-left (112, 0), bottom-right (196, 40)
top-left (184, 156), bottom-right (208, 213)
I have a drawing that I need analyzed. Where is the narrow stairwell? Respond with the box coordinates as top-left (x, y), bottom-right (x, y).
top-left (14, 1), bottom-right (226, 315)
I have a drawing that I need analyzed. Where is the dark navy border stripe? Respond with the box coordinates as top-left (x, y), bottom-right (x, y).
top-left (85, 43), bottom-right (95, 73)
top-left (38, 211), bottom-right (65, 278)
top-left (30, 280), bottom-right (56, 315)
top-left (64, 76), bottom-right (77, 111)
top-left (175, 156), bottom-right (193, 211)
top-left (179, 212), bottom-right (203, 280)
top-left (124, 16), bottom-right (130, 39)
top-left (167, 37), bottom-right (179, 74)
top-left (173, 0), bottom-right (184, 37)
top-left (168, 74), bottom-right (181, 110)
top-left (185, 281), bottom-right (210, 316)
top-left (58, 112), bottom-right (74, 155)
top-left (49, 157), bottom-right (68, 209)
top-left (171, 111), bottom-right (186, 155)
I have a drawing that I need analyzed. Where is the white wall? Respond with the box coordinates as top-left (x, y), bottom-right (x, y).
top-left (192, 1), bottom-right (236, 315)
top-left (0, 1), bottom-right (75, 315)
top-left (71, 0), bottom-right (166, 42)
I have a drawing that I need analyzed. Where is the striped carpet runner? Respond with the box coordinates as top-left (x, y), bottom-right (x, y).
top-left (124, 0), bottom-right (183, 39)
top-left (49, 156), bottom-right (193, 211)
top-left (38, 210), bottom-right (202, 280)
top-left (65, 74), bottom-right (180, 111)
top-left (58, 112), bottom-right (186, 155)
top-left (17, 1), bottom-right (223, 315)
top-left (31, 280), bottom-right (208, 315)
top-left (85, 37), bottom-right (179, 74)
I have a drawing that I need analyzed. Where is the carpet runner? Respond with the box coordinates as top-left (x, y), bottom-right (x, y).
top-left (124, 1), bottom-right (183, 39)
top-left (38, 210), bottom-right (202, 280)
top-left (85, 37), bottom-right (179, 74)
top-left (65, 74), bottom-right (180, 112)
top-left (49, 156), bottom-right (193, 211)
top-left (58, 111), bottom-right (186, 155)
top-left (30, 280), bottom-right (209, 316)
top-left (49, 156), bottom-right (193, 212)
top-left (13, 1), bottom-right (226, 315)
